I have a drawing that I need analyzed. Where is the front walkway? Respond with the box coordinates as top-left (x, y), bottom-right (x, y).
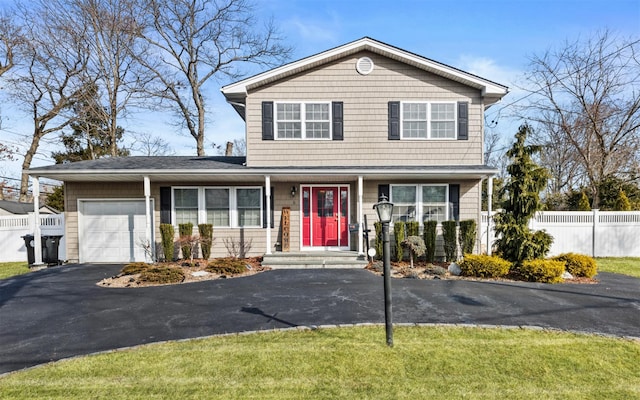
top-left (1, 264), bottom-right (638, 374)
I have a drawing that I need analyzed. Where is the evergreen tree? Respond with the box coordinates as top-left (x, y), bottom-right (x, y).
top-left (614, 189), bottom-right (632, 211)
top-left (577, 191), bottom-right (591, 211)
top-left (494, 124), bottom-right (553, 263)
top-left (51, 83), bottom-right (129, 164)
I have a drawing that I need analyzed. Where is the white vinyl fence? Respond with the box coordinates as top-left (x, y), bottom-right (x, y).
top-left (481, 210), bottom-right (640, 257)
top-left (0, 213), bottom-right (66, 263)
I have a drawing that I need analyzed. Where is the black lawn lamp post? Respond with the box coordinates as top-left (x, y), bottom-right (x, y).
top-left (374, 194), bottom-right (394, 347)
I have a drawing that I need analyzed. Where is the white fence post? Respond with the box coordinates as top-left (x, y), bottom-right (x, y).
top-left (592, 209), bottom-right (599, 258)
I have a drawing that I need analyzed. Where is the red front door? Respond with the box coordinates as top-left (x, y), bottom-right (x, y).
top-left (302, 186), bottom-right (349, 247)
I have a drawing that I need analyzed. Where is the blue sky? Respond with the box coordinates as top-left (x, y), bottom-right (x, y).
top-left (0, 0), bottom-right (639, 186)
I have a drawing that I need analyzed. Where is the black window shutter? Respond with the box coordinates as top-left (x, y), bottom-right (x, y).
top-left (332, 101), bottom-right (343, 141)
top-left (457, 102), bottom-right (468, 140)
top-left (262, 101), bottom-right (274, 140)
top-left (449, 184), bottom-right (460, 221)
top-left (262, 186), bottom-right (275, 229)
top-left (378, 184), bottom-right (390, 201)
top-left (388, 101), bottom-right (400, 140)
top-left (160, 187), bottom-right (172, 224)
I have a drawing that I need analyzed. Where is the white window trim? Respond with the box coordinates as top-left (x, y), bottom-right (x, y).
top-left (171, 186), bottom-right (263, 229)
top-left (274, 101), bottom-right (333, 140)
top-left (390, 184), bottom-right (450, 225)
top-left (400, 101), bottom-right (457, 140)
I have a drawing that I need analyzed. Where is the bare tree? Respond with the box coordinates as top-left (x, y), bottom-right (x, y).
top-left (522, 31), bottom-right (640, 208)
top-left (131, 132), bottom-right (175, 156)
top-left (135, 0), bottom-right (291, 155)
top-left (0, 10), bottom-right (21, 78)
top-left (9, 2), bottom-right (89, 200)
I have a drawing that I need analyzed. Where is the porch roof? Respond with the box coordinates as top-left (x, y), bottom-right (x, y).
top-left (27, 156), bottom-right (498, 183)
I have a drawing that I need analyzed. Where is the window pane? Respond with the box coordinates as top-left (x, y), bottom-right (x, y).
top-left (422, 205), bottom-right (447, 223)
top-left (403, 103), bottom-right (426, 120)
top-left (174, 188), bottom-right (198, 208)
top-left (431, 103), bottom-right (455, 139)
top-left (402, 103), bottom-right (427, 138)
top-left (277, 122), bottom-right (302, 138)
top-left (422, 186), bottom-right (446, 203)
top-left (237, 188), bottom-right (261, 227)
top-left (205, 188), bottom-right (229, 227)
top-left (305, 122), bottom-right (330, 138)
top-left (391, 186), bottom-right (417, 222)
top-left (277, 103), bottom-right (300, 120)
top-left (306, 103), bottom-right (329, 120)
top-left (174, 188), bottom-right (198, 225)
top-left (403, 121), bottom-right (426, 138)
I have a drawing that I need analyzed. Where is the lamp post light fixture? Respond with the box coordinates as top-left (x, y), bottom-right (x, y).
top-left (373, 194), bottom-right (394, 347)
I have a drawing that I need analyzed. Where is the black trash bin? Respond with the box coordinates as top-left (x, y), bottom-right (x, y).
top-left (42, 235), bottom-right (63, 264)
top-left (21, 234), bottom-right (35, 265)
top-left (21, 234), bottom-right (63, 265)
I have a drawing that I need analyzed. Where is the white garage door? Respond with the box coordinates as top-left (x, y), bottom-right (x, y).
top-left (80, 200), bottom-right (152, 263)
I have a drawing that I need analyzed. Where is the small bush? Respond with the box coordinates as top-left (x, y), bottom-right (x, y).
top-left (442, 221), bottom-right (458, 262)
top-left (178, 223), bottom-right (194, 259)
top-left (139, 266), bottom-right (185, 284)
top-left (121, 262), bottom-right (152, 275)
top-left (425, 263), bottom-right (447, 276)
top-left (518, 259), bottom-right (565, 283)
top-left (552, 253), bottom-right (597, 278)
top-left (423, 220), bottom-right (437, 262)
top-left (198, 224), bottom-right (214, 260)
top-left (159, 224), bottom-right (175, 261)
top-left (402, 235), bottom-right (426, 268)
top-left (406, 221), bottom-right (420, 237)
top-left (374, 222), bottom-right (382, 260)
top-left (394, 221), bottom-right (406, 262)
top-left (459, 254), bottom-right (511, 278)
top-left (458, 219), bottom-right (477, 255)
top-left (206, 258), bottom-right (248, 275)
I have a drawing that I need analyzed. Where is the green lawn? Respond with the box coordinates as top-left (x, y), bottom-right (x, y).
top-left (0, 326), bottom-right (638, 399)
top-left (0, 262), bottom-right (29, 280)
top-left (597, 257), bottom-right (640, 278)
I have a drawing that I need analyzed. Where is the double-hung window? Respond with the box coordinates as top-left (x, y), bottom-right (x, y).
top-left (173, 187), bottom-right (262, 228)
top-left (276, 102), bottom-right (331, 139)
top-left (390, 184), bottom-right (449, 224)
top-left (401, 102), bottom-right (456, 139)
top-left (174, 188), bottom-right (199, 226)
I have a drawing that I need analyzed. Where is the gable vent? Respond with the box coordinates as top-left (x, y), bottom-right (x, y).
top-left (356, 57), bottom-right (374, 75)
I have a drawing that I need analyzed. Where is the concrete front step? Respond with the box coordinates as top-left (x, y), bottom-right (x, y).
top-left (262, 251), bottom-right (368, 269)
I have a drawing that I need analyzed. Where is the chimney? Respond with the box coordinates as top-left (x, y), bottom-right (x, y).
top-left (225, 141), bottom-right (233, 156)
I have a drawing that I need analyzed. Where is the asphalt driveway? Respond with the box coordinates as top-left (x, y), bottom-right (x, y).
top-left (1, 263), bottom-right (639, 374)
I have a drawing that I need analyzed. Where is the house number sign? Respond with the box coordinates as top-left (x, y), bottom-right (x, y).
top-left (282, 207), bottom-right (290, 252)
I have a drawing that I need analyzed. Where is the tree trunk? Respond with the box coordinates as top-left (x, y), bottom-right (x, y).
top-left (19, 128), bottom-right (46, 201)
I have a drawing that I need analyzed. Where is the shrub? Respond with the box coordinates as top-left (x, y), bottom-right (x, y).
top-left (374, 222), bottom-right (382, 260)
top-left (178, 223), bottom-right (194, 259)
top-left (139, 266), bottom-right (185, 284)
top-left (458, 219), bottom-right (477, 255)
top-left (394, 221), bottom-right (406, 262)
top-left (425, 263), bottom-right (447, 276)
top-left (159, 224), bottom-right (175, 261)
top-left (206, 257), bottom-right (248, 275)
top-left (198, 224), bottom-right (213, 260)
top-left (423, 220), bottom-right (437, 262)
top-left (552, 253), bottom-right (597, 278)
top-left (406, 221), bottom-right (420, 237)
top-left (518, 259), bottom-right (565, 283)
top-left (441, 221), bottom-right (458, 262)
top-left (459, 254), bottom-right (511, 278)
top-left (401, 235), bottom-right (426, 269)
top-left (121, 262), bottom-right (152, 276)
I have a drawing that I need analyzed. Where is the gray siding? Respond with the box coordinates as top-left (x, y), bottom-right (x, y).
top-left (245, 51), bottom-right (485, 167)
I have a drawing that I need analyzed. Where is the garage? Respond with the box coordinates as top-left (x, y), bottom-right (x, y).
top-left (79, 200), bottom-right (152, 263)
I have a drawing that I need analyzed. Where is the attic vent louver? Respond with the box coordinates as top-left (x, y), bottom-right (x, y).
top-left (356, 57), bottom-right (374, 75)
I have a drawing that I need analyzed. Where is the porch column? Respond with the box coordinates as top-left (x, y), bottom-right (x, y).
top-left (32, 175), bottom-right (43, 265)
top-left (144, 176), bottom-right (154, 262)
top-left (357, 175), bottom-right (364, 256)
top-left (486, 176), bottom-right (493, 256)
top-left (265, 175), bottom-right (272, 254)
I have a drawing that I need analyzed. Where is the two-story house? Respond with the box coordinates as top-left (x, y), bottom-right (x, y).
top-left (26, 37), bottom-right (508, 264)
